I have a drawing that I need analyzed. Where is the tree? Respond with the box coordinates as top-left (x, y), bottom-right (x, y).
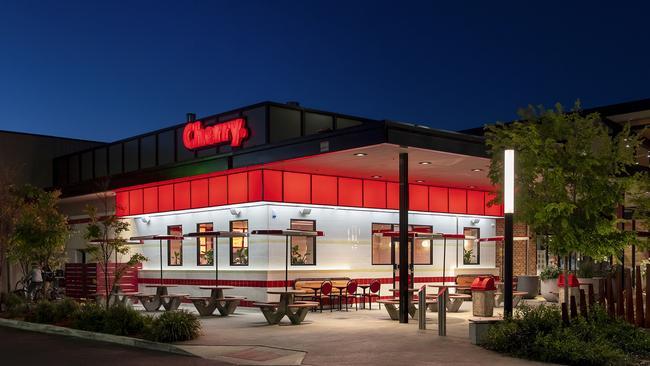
top-left (485, 102), bottom-right (640, 308)
top-left (0, 169), bottom-right (21, 295)
top-left (8, 185), bottom-right (69, 289)
top-left (84, 192), bottom-right (146, 308)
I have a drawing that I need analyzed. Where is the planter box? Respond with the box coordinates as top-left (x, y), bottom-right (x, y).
top-left (541, 279), bottom-right (559, 302)
top-left (516, 275), bottom-right (539, 299)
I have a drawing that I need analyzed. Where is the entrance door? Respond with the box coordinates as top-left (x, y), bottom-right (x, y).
top-left (391, 237), bottom-right (414, 290)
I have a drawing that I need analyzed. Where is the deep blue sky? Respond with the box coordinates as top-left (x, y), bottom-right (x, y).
top-left (1, 1), bottom-right (649, 142)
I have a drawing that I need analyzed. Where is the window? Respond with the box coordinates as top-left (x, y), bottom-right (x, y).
top-left (290, 219), bottom-right (316, 265)
top-left (167, 225), bottom-right (183, 266)
top-left (230, 220), bottom-right (249, 266)
top-left (371, 223), bottom-right (433, 265)
top-left (463, 227), bottom-right (480, 265)
top-left (197, 223), bottom-right (214, 266)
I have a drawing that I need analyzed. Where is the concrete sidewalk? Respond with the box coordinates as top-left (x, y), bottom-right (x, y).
top-left (161, 301), bottom-right (549, 366)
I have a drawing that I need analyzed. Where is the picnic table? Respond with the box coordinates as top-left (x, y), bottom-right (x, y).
top-left (188, 286), bottom-right (245, 316)
top-left (377, 288), bottom-right (435, 320)
top-left (132, 285), bottom-right (188, 312)
top-left (254, 289), bottom-right (318, 325)
top-left (426, 285), bottom-right (471, 312)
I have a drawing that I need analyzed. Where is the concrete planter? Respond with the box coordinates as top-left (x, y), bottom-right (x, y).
top-left (516, 275), bottom-right (539, 299)
top-left (540, 279), bottom-right (559, 302)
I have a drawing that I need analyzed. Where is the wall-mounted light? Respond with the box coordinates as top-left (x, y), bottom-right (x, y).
top-left (504, 149), bottom-right (514, 214)
top-left (470, 218), bottom-right (480, 225)
top-left (298, 208), bottom-right (312, 216)
top-left (230, 208), bottom-right (241, 216)
top-left (139, 216), bottom-right (151, 224)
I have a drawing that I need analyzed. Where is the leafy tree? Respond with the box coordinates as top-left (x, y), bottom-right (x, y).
top-left (485, 102), bottom-right (640, 308)
top-left (0, 169), bottom-right (21, 295)
top-left (8, 185), bottom-right (69, 286)
top-left (84, 193), bottom-right (146, 308)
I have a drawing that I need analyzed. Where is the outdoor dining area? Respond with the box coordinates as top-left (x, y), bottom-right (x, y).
top-left (82, 226), bottom-right (523, 328)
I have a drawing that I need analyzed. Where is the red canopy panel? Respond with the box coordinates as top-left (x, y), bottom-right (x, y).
top-left (251, 229), bottom-right (324, 237)
top-left (129, 235), bottom-right (185, 241)
top-left (185, 231), bottom-right (248, 238)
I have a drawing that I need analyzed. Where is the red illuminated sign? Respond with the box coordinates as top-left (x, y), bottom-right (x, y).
top-left (182, 118), bottom-right (249, 149)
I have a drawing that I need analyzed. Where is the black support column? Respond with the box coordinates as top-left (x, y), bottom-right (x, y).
top-left (399, 152), bottom-right (409, 323)
top-left (504, 213), bottom-right (514, 317)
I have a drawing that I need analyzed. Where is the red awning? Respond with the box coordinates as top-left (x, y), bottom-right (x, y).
top-left (129, 235), bottom-right (185, 241)
top-left (251, 229), bottom-right (324, 237)
top-left (185, 231), bottom-right (248, 238)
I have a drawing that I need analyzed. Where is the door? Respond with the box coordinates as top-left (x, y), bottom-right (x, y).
top-left (391, 237), bottom-right (414, 289)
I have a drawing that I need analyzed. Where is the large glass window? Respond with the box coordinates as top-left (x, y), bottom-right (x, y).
top-left (197, 223), bottom-right (214, 266)
top-left (270, 107), bottom-right (301, 143)
top-left (108, 143), bottom-right (123, 175)
top-left (167, 225), bottom-right (183, 266)
top-left (371, 223), bottom-right (432, 265)
top-left (230, 220), bottom-right (249, 266)
top-left (463, 227), bottom-right (480, 265)
top-left (124, 139), bottom-right (139, 172)
top-left (140, 135), bottom-right (156, 169)
top-left (290, 219), bottom-right (316, 265)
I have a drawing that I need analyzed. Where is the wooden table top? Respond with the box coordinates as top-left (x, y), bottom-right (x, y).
top-left (358, 284), bottom-right (370, 288)
top-left (145, 284), bottom-right (177, 288)
top-left (428, 284), bottom-right (459, 288)
top-left (300, 284), bottom-right (324, 289)
top-left (267, 289), bottom-right (307, 295)
top-left (199, 286), bottom-right (235, 290)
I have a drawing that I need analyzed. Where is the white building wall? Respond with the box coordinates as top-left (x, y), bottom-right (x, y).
top-left (123, 202), bottom-right (498, 303)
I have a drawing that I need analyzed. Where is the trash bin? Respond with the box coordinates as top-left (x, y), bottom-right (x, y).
top-left (471, 276), bottom-right (496, 317)
top-left (557, 273), bottom-right (580, 309)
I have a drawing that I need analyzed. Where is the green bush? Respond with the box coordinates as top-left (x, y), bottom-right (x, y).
top-left (52, 298), bottom-right (79, 323)
top-left (146, 310), bottom-right (200, 343)
top-left (103, 305), bottom-right (149, 336)
top-left (26, 301), bottom-right (57, 324)
top-left (482, 304), bottom-right (650, 365)
top-left (3, 293), bottom-right (30, 318)
top-left (539, 265), bottom-right (561, 281)
top-left (71, 303), bottom-right (106, 332)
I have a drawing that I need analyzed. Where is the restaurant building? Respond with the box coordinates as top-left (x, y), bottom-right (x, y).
top-left (40, 98), bottom-right (650, 302)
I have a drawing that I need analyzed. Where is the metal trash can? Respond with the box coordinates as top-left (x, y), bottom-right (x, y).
top-left (557, 273), bottom-right (580, 309)
top-left (471, 276), bottom-right (496, 317)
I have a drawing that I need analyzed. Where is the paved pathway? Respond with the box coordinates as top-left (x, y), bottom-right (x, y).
top-left (0, 326), bottom-right (231, 366)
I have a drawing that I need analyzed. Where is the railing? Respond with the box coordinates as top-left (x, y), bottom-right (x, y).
top-left (437, 286), bottom-right (448, 336)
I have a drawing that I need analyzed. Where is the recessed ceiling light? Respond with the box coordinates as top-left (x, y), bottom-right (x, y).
top-left (354, 153), bottom-right (367, 157)
top-left (468, 185), bottom-right (476, 189)
top-left (419, 161), bottom-right (431, 165)
top-left (371, 175), bottom-right (382, 179)
top-left (471, 168), bottom-right (483, 172)
top-left (416, 180), bottom-right (425, 183)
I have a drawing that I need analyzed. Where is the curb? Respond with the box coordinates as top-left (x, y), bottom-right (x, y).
top-left (0, 318), bottom-right (195, 357)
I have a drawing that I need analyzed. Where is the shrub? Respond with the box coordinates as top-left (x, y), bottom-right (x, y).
top-left (26, 301), bottom-right (57, 324)
top-left (482, 304), bottom-right (650, 365)
top-left (539, 265), bottom-right (561, 281)
top-left (52, 298), bottom-right (79, 323)
top-left (146, 310), bottom-right (200, 343)
top-left (3, 293), bottom-right (30, 318)
top-left (103, 305), bottom-right (149, 336)
top-left (71, 303), bottom-right (106, 332)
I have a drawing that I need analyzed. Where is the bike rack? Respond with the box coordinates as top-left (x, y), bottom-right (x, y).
top-left (418, 285), bottom-right (426, 330)
top-left (437, 287), bottom-right (448, 336)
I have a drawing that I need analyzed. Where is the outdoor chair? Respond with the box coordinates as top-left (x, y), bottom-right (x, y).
top-left (313, 281), bottom-right (334, 312)
top-left (342, 280), bottom-right (360, 311)
top-left (363, 279), bottom-right (381, 309)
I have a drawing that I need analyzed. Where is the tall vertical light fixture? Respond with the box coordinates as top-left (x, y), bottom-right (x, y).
top-left (504, 149), bottom-right (515, 317)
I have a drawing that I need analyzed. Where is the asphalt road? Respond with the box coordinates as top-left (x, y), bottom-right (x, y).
top-left (0, 326), bottom-right (231, 366)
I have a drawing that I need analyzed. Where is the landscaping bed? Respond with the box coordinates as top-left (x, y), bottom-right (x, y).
top-left (0, 294), bottom-right (200, 343)
top-left (482, 304), bottom-right (650, 365)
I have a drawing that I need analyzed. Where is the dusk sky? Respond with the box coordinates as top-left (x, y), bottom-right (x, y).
top-left (1, 1), bottom-right (649, 142)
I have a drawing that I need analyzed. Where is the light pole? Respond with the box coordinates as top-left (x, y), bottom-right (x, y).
top-left (504, 149), bottom-right (515, 317)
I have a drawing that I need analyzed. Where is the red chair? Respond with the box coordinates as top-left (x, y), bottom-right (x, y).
top-left (342, 280), bottom-right (360, 311)
top-left (313, 281), bottom-right (334, 312)
top-left (364, 279), bottom-right (381, 310)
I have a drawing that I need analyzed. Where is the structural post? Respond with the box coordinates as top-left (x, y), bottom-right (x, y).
top-left (503, 149), bottom-right (515, 317)
top-left (399, 152), bottom-right (409, 323)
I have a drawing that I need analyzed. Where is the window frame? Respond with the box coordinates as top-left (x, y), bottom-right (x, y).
top-left (229, 219), bottom-right (249, 266)
top-left (290, 219), bottom-right (317, 266)
top-left (462, 226), bottom-right (481, 265)
top-left (371, 223), bottom-right (433, 265)
top-left (167, 225), bottom-right (183, 266)
top-left (196, 222), bottom-right (214, 266)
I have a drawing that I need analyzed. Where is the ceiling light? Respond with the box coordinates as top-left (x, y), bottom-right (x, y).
top-left (419, 161), bottom-right (431, 165)
top-left (467, 185), bottom-right (476, 189)
top-left (471, 168), bottom-right (483, 172)
top-left (371, 175), bottom-right (382, 179)
top-left (416, 180), bottom-right (425, 183)
top-left (354, 153), bottom-right (367, 157)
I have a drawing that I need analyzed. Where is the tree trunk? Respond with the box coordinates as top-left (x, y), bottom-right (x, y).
top-left (564, 255), bottom-right (570, 317)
